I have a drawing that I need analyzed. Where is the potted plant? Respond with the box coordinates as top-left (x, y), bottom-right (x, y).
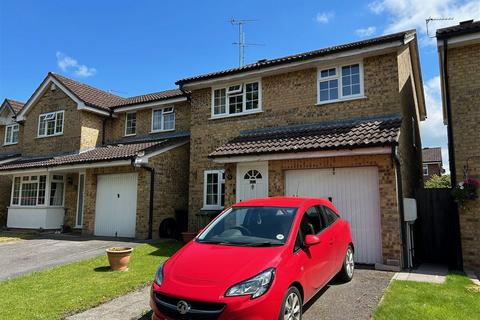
top-left (452, 177), bottom-right (480, 205)
top-left (106, 247), bottom-right (133, 271)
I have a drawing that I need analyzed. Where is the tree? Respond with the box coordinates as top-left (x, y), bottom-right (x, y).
top-left (425, 174), bottom-right (451, 189)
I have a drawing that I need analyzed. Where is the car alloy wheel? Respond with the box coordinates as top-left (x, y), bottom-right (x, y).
top-left (283, 291), bottom-right (301, 320)
top-left (345, 246), bottom-right (354, 278)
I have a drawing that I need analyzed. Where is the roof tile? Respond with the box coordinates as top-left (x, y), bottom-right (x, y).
top-left (422, 147), bottom-right (443, 163)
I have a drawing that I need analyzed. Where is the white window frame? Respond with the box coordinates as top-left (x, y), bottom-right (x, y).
top-left (317, 62), bottom-right (364, 105)
top-left (423, 165), bottom-right (429, 176)
top-left (203, 169), bottom-right (225, 210)
top-left (151, 106), bottom-right (175, 133)
top-left (124, 112), bottom-right (137, 136)
top-left (10, 173), bottom-right (65, 207)
top-left (4, 124), bottom-right (19, 145)
top-left (37, 110), bottom-right (64, 138)
top-left (211, 80), bottom-right (262, 119)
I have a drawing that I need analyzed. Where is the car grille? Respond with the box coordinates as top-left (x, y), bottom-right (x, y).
top-left (154, 292), bottom-right (226, 320)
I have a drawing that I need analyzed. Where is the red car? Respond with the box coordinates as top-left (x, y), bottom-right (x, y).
top-left (150, 197), bottom-right (354, 320)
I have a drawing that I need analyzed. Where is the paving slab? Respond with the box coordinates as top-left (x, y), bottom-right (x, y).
top-left (0, 235), bottom-right (142, 281)
top-left (392, 263), bottom-right (448, 284)
top-left (67, 285), bottom-right (151, 320)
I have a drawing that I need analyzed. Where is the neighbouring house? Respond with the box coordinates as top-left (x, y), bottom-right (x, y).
top-left (0, 99), bottom-right (24, 226)
top-left (437, 20), bottom-right (480, 273)
top-left (0, 73), bottom-right (190, 239)
top-left (176, 30), bottom-right (426, 268)
top-left (422, 147), bottom-right (444, 182)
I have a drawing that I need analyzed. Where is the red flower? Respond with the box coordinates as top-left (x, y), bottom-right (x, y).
top-left (464, 177), bottom-right (480, 188)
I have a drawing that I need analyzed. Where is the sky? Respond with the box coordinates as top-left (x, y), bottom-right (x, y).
top-left (1, 0), bottom-right (479, 172)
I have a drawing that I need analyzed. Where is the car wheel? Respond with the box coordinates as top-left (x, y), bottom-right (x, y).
top-left (336, 245), bottom-right (354, 282)
top-left (279, 286), bottom-right (302, 320)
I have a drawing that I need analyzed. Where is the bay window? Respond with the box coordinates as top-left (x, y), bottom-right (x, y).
top-left (4, 124), bottom-right (19, 145)
top-left (318, 63), bottom-right (363, 104)
top-left (212, 80), bottom-right (261, 117)
top-left (11, 174), bottom-right (64, 207)
top-left (38, 111), bottom-right (64, 137)
top-left (203, 170), bottom-right (225, 209)
top-left (152, 107), bottom-right (175, 132)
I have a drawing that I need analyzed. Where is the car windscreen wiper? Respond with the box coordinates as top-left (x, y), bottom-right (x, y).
top-left (196, 240), bottom-right (234, 245)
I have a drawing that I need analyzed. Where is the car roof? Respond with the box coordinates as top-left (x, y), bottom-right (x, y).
top-left (233, 196), bottom-right (332, 209)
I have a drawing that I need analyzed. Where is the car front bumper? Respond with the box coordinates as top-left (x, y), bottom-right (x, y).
top-left (150, 284), bottom-right (283, 320)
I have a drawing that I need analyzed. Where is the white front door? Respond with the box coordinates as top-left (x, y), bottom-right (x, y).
top-left (236, 162), bottom-right (269, 202)
top-left (285, 167), bottom-right (382, 264)
top-left (94, 173), bottom-right (138, 238)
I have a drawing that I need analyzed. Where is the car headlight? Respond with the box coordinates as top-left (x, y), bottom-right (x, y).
top-left (155, 261), bottom-right (166, 286)
top-left (225, 268), bottom-right (275, 299)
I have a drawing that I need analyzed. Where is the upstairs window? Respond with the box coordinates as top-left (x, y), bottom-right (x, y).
top-left (212, 81), bottom-right (261, 117)
top-left (38, 111), bottom-right (64, 137)
top-left (152, 107), bottom-right (175, 132)
top-left (4, 124), bottom-right (19, 145)
top-left (203, 170), bottom-right (225, 209)
top-left (318, 63), bottom-right (363, 104)
top-left (423, 165), bottom-right (429, 176)
top-left (125, 112), bottom-right (136, 136)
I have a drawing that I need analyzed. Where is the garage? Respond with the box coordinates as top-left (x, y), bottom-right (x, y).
top-left (285, 166), bottom-right (382, 264)
top-left (94, 173), bottom-right (138, 238)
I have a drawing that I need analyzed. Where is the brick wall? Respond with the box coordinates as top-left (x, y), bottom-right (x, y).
top-left (105, 101), bottom-right (191, 142)
top-left (423, 163), bottom-right (442, 182)
top-left (448, 43), bottom-right (480, 273)
top-left (80, 111), bottom-right (104, 150)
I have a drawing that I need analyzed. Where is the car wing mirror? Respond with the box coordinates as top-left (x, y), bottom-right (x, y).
top-left (304, 234), bottom-right (321, 246)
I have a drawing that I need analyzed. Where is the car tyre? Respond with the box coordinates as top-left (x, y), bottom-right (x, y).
top-left (279, 286), bottom-right (302, 320)
top-left (336, 245), bottom-right (354, 282)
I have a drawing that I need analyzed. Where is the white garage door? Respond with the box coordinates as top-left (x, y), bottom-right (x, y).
top-left (94, 173), bottom-right (138, 238)
top-left (285, 167), bottom-right (382, 264)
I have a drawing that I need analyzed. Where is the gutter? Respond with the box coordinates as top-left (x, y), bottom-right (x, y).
top-left (391, 145), bottom-right (408, 269)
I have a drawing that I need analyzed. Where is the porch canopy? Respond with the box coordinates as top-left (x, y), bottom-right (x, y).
top-left (209, 114), bottom-right (402, 162)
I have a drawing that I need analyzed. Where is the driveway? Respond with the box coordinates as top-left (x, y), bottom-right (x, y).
top-left (0, 235), bottom-right (142, 281)
top-left (138, 268), bottom-right (393, 320)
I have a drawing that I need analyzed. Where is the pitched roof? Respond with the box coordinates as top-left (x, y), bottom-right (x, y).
top-left (5, 99), bottom-right (25, 114)
top-left (0, 137), bottom-right (189, 171)
top-left (176, 30), bottom-right (415, 85)
top-left (116, 89), bottom-right (186, 107)
top-left (50, 73), bottom-right (127, 111)
top-left (0, 151), bottom-right (21, 162)
top-left (437, 20), bottom-right (480, 39)
top-left (209, 114), bottom-right (402, 158)
top-left (422, 147), bottom-right (442, 163)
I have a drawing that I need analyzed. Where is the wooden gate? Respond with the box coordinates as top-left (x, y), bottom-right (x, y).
top-left (414, 188), bottom-right (462, 269)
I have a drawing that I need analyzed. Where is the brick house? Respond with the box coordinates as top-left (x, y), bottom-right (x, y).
top-left (422, 147), bottom-right (444, 182)
top-left (437, 20), bottom-right (480, 273)
top-left (0, 73), bottom-right (190, 239)
top-left (176, 30), bottom-right (426, 268)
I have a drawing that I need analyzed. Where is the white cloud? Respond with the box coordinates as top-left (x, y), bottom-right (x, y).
top-left (56, 52), bottom-right (97, 77)
top-left (420, 75), bottom-right (450, 173)
top-left (355, 26), bottom-right (377, 37)
top-left (316, 11), bottom-right (334, 24)
top-left (368, 0), bottom-right (480, 45)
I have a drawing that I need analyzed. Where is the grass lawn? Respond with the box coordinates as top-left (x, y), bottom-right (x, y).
top-left (0, 240), bottom-right (182, 320)
top-left (0, 230), bottom-right (38, 243)
top-left (374, 273), bottom-right (480, 320)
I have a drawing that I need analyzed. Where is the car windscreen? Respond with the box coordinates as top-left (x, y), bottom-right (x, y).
top-left (196, 206), bottom-right (298, 246)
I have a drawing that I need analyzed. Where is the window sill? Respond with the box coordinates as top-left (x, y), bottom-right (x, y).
top-left (201, 206), bottom-right (224, 212)
top-left (151, 129), bottom-right (175, 134)
top-left (3, 142), bottom-right (18, 146)
top-left (209, 110), bottom-right (263, 120)
top-left (36, 133), bottom-right (64, 139)
top-left (316, 95), bottom-right (367, 106)
top-left (124, 133), bottom-right (136, 137)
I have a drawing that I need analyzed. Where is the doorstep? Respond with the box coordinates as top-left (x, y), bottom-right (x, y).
top-left (66, 285), bottom-right (150, 320)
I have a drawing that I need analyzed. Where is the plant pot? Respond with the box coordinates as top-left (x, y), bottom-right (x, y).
top-left (106, 247), bottom-right (133, 271)
top-left (181, 232), bottom-right (197, 243)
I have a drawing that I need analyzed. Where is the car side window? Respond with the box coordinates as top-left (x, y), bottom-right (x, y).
top-left (320, 206), bottom-right (339, 226)
top-left (300, 206), bottom-right (325, 235)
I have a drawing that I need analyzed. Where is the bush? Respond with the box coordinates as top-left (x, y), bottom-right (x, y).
top-left (425, 174), bottom-right (451, 188)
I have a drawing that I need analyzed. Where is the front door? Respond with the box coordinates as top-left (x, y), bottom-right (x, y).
top-left (236, 162), bottom-right (268, 202)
